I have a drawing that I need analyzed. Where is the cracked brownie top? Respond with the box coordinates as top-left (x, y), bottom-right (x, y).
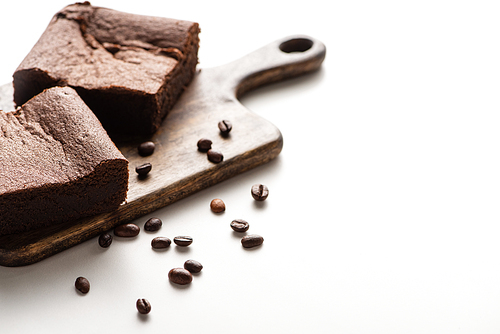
top-left (16, 2), bottom-right (193, 94)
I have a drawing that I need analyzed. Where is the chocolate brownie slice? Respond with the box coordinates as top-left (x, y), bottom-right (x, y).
top-left (13, 2), bottom-right (200, 135)
top-left (0, 86), bottom-right (128, 236)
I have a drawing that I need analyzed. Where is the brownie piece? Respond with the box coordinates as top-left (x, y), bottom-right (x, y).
top-left (13, 2), bottom-right (200, 135)
top-left (0, 86), bottom-right (128, 236)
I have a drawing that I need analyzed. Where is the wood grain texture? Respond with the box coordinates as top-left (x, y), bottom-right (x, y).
top-left (0, 35), bottom-right (326, 266)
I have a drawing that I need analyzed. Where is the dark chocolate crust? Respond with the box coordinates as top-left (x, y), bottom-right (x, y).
top-left (13, 2), bottom-right (200, 135)
top-left (0, 86), bottom-right (128, 236)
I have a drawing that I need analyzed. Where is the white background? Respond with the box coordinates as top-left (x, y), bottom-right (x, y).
top-left (2, 1), bottom-right (500, 333)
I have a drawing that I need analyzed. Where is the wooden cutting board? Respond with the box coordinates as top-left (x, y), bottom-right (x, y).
top-left (0, 35), bottom-right (326, 266)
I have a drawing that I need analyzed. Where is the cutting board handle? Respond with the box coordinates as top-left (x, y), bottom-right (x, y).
top-left (213, 35), bottom-right (326, 98)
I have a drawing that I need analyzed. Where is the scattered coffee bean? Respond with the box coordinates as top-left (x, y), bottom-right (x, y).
top-left (230, 219), bottom-right (249, 232)
top-left (197, 138), bottom-right (212, 152)
top-left (218, 120), bottom-right (232, 136)
top-left (251, 184), bottom-right (269, 201)
top-left (135, 163), bottom-right (152, 176)
top-left (151, 237), bottom-right (171, 249)
top-left (114, 223), bottom-right (140, 237)
top-left (138, 141), bottom-right (155, 156)
top-left (98, 232), bottom-right (113, 248)
top-left (241, 234), bottom-right (264, 248)
top-left (168, 268), bottom-right (193, 285)
top-left (184, 260), bottom-right (203, 273)
top-left (136, 298), bottom-right (151, 314)
top-left (144, 217), bottom-right (162, 232)
top-left (75, 276), bottom-right (90, 294)
top-left (210, 198), bottom-right (226, 213)
top-left (173, 236), bottom-right (193, 247)
top-left (207, 149), bottom-right (223, 163)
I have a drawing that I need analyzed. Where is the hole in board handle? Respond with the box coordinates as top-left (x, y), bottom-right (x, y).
top-left (279, 38), bottom-right (314, 53)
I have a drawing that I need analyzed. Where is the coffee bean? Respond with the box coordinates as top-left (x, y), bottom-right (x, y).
top-left (138, 141), bottom-right (155, 156)
top-left (184, 260), bottom-right (203, 273)
top-left (168, 268), bottom-right (193, 285)
top-left (114, 223), bottom-right (140, 237)
top-left (210, 198), bottom-right (225, 213)
top-left (230, 219), bottom-right (249, 232)
top-left (241, 234), bottom-right (264, 248)
top-left (173, 236), bottom-right (193, 247)
top-left (207, 149), bottom-right (223, 163)
top-left (135, 163), bottom-right (152, 176)
top-left (197, 138), bottom-right (212, 152)
top-left (151, 237), bottom-right (171, 249)
top-left (218, 120), bottom-right (232, 135)
top-left (144, 217), bottom-right (162, 232)
top-left (136, 298), bottom-right (151, 314)
top-left (75, 276), bottom-right (90, 294)
top-left (251, 184), bottom-right (269, 201)
top-left (98, 232), bottom-right (113, 248)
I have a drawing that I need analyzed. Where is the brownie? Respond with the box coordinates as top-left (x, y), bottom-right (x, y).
top-left (0, 86), bottom-right (128, 236)
top-left (13, 2), bottom-right (200, 135)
